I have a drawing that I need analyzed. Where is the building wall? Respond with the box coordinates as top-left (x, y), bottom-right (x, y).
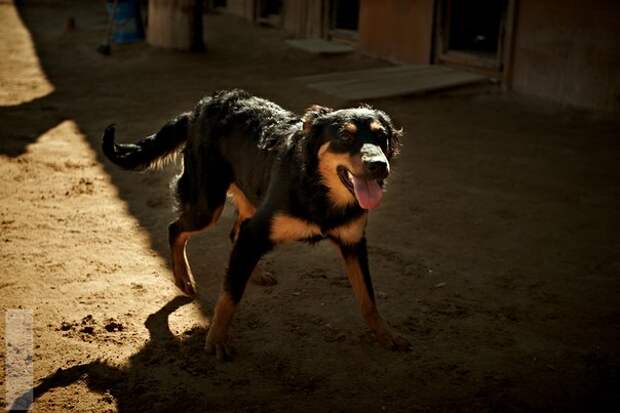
top-left (511, 0), bottom-right (620, 111)
top-left (282, 0), bottom-right (323, 38)
top-left (224, 0), bottom-right (255, 20)
top-left (223, 0), bottom-right (323, 37)
top-left (358, 0), bottom-right (435, 64)
top-left (278, 0), bottom-right (435, 62)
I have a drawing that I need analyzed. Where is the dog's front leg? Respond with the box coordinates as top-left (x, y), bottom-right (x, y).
top-left (205, 218), bottom-right (272, 360)
top-left (337, 237), bottom-right (411, 351)
top-left (229, 211), bottom-right (277, 286)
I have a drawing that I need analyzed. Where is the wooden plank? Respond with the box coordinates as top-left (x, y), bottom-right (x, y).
top-left (298, 65), bottom-right (454, 85)
top-left (286, 39), bottom-right (354, 54)
top-left (308, 67), bottom-right (468, 90)
top-left (312, 73), bottom-right (486, 100)
top-left (310, 72), bottom-right (486, 100)
top-left (297, 65), bottom-right (488, 100)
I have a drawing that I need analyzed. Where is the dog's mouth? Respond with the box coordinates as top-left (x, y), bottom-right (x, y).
top-left (337, 166), bottom-right (384, 210)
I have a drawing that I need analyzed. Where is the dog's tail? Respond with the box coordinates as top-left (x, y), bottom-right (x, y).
top-left (102, 113), bottom-right (190, 171)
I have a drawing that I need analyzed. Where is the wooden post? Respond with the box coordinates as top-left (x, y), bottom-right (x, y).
top-left (147, 0), bottom-right (205, 51)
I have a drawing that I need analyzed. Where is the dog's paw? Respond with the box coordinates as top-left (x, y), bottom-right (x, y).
top-left (205, 336), bottom-right (235, 361)
top-left (250, 267), bottom-right (277, 287)
top-left (378, 332), bottom-right (412, 352)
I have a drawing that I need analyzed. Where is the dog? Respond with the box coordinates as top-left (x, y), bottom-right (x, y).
top-left (102, 89), bottom-right (410, 359)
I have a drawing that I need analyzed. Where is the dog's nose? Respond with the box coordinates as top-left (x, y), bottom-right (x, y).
top-left (365, 160), bottom-right (389, 180)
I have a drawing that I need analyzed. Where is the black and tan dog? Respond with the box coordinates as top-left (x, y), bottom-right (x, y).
top-left (102, 89), bottom-right (410, 359)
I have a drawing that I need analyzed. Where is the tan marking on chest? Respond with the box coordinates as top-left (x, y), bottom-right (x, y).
top-left (328, 214), bottom-right (367, 245)
top-left (270, 213), bottom-right (323, 243)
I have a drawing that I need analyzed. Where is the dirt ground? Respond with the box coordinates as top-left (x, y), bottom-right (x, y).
top-left (1, 1), bottom-right (619, 412)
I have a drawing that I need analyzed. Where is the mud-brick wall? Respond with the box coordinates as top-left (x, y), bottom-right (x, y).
top-left (225, 0), bottom-right (255, 20)
top-left (282, 0), bottom-right (323, 38)
top-left (511, 0), bottom-right (620, 111)
top-left (358, 0), bottom-right (434, 64)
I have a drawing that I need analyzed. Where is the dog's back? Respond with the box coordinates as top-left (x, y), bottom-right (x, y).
top-left (102, 89), bottom-right (304, 209)
top-left (184, 89), bottom-right (303, 206)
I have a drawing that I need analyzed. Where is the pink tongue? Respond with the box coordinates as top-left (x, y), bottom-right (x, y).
top-left (351, 175), bottom-right (383, 209)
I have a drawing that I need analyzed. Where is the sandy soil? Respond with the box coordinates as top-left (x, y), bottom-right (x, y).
top-left (1, 1), bottom-right (619, 412)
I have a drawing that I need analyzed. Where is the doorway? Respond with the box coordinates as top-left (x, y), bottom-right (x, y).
top-left (435, 0), bottom-right (515, 76)
top-left (326, 0), bottom-right (360, 43)
top-left (256, 0), bottom-right (283, 27)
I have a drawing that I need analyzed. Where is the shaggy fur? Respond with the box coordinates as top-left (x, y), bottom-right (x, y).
top-left (102, 89), bottom-right (410, 359)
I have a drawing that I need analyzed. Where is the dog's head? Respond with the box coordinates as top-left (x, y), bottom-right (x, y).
top-left (303, 105), bottom-right (402, 210)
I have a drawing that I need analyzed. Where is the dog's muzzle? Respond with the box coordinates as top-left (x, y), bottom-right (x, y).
top-left (334, 143), bottom-right (390, 210)
top-left (361, 143), bottom-right (390, 181)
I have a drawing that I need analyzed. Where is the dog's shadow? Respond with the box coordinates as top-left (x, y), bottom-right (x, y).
top-left (9, 295), bottom-right (217, 412)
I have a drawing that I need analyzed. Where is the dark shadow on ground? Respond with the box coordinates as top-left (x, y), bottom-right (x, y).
top-left (0, 95), bottom-right (67, 156)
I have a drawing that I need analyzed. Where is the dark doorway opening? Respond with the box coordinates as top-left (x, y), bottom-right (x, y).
top-left (448, 0), bottom-right (506, 57)
top-left (331, 0), bottom-right (359, 31)
top-left (212, 0), bottom-right (227, 9)
top-left (435, 0), bottom-right (513, 75)
top-left (256, 0), bottom-right (283, 27)
top-left (258, 0), bottom-right (282, 18)
top-left (327, 0), bottom-right (360, 43)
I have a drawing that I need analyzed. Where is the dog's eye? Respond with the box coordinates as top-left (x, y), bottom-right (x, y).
top-left (340, 131), bottom-right (355, 142)
top-left (373, 129), bottom-right (386, 143)
top-left (374, 127), bottom-right (387, 137)
top-left (375, 131), bottom-right (389, 151)
top-left (340, 122), bottom-right (357, 142)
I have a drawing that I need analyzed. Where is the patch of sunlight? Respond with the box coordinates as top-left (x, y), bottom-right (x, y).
top-left (168, 301), bottom-right (209, 335)
top-left (24, 120), bottom-right (172, 277)
top-left (0, 2), bottom-right (54, 106)
top-left (24, 119), bottom-right (97, 162)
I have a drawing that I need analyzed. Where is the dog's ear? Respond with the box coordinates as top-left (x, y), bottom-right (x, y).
top-left (302, 105), bottom-right (333, 134)
top-left (376, 110), bottom-right (403, 159)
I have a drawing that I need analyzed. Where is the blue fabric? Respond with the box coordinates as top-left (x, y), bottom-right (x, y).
top-left (106, 0), bottom-right (144, 44)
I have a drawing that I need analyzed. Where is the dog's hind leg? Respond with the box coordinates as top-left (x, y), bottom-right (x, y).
top-left (169, 206), bottom-right (223, 296)
top-left (169, 158), bottom-right (231, 296)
